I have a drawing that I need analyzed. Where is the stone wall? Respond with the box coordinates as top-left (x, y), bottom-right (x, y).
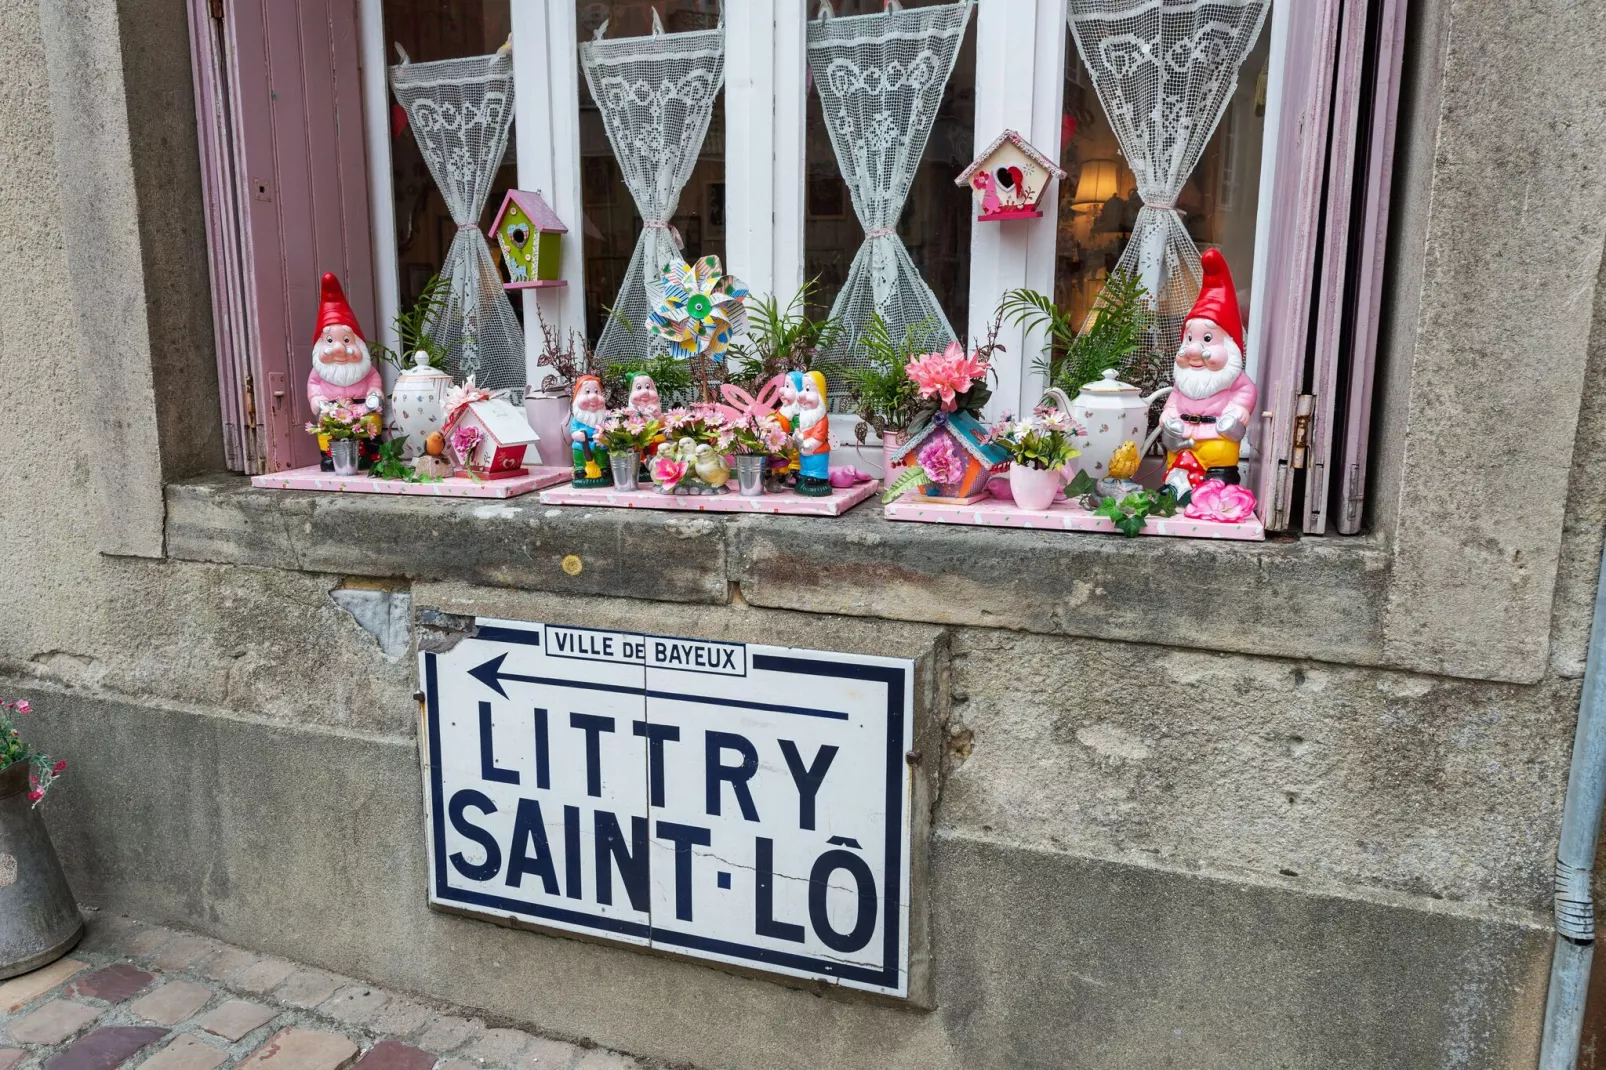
top-left (3, 0), bottom-right (1606, 1066)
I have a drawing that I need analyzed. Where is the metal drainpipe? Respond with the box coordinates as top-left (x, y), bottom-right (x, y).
top-left (1540, 535), bottom-right (1606, 1069)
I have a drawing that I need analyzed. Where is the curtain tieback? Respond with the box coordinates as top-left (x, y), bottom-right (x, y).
top-left (1140, 200), bottom-right (1181, 214)
top-left (643, 218), bottom-right (685, 250)
top-left (864, 225), bottom-right (898, 240)
top-left (456, 221), bottom-right (483, 232)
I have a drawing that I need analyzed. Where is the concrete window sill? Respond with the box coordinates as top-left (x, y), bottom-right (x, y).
top-left (164, 475), bottom-right (1391, 668)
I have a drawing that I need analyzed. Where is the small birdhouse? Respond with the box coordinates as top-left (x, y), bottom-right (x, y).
top-left (890, 411), bottom-right (1010, 503)
top-left (955, 129), bottom-right (1067, 221)
top-left (452, 398), bottom-right (541, 478)
top-left (491, 190), bottom-right (567, 289)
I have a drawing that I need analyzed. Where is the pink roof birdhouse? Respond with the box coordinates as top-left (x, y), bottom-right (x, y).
top-left (491, 190), bottom-right (568, 289)
top-left (955, 130), bottom-right (1067, 221)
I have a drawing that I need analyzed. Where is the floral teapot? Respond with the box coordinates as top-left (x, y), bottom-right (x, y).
top-left (386, 350), bottom-right (452, 459)
top-left (1043, 369), bottom-right (1171, 477)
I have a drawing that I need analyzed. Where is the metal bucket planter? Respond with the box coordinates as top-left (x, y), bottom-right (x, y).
top-left (0, 761), bottom-right (81, 979)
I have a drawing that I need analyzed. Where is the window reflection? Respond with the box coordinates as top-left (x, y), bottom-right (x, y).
top-left (1054, 27), bottom-right (1269, 353)
top-left (804, 0), bottom-right (975, 349)
top-left (576, 1), bottom-right (725, 347)
top-left (383, 1), bottom-right (515, 312)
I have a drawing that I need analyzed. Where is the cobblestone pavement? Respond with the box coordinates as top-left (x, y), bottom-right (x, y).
top-left (0, 912), bottom-right (662, 1070)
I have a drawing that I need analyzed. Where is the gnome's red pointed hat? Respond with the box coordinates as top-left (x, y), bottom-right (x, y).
top-left (1184, 249), bottom-right (1243, 351)
top-left (313, 272), bottom-right (365, 343)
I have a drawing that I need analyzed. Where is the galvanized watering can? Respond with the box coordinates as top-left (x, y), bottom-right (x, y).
top-left (0, 761), bottom-right (81, 978)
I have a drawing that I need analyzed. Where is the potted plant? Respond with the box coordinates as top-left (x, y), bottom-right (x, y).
top-left (597, 410), bottom-right (664, 491)
top-left (844, 313), bottom-right (929, 478)
top-left (1, 697), bottom-right (81, 979)
top-left (986, 409), bottom-right (1084, 511)
top-left (306, 403), bottom-right (379, 475)
top-left (721, 414), bottom-right (792, 497)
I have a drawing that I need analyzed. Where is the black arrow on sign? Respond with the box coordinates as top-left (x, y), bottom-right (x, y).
top-left (468, 653), bottom-right (643, 699)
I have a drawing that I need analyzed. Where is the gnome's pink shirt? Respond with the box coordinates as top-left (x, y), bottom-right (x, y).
top-left (1159, 372), bottom-right (1257, 442)
top-left (307, 366), bottom-right (383, 411)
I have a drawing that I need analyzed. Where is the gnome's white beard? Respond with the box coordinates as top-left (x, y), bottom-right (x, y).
top-left (314, 339), bottom-right (373, 389)
top-left (571, 403), bottom-right (605, 430)
top-left (1173, 339), bottom-right (1244, 401)
top-left (796, 401), bottom-right (826, 431)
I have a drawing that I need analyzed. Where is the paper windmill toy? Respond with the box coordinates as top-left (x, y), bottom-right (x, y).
top-left (646, 255), bottom-right (749, 361)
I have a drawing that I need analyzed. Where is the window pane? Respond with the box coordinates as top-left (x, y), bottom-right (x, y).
top-left (576, 2), bottom-right (725, 347)
top-left (1053, 25), bottom-right (1270, 386)
top-left (804, 0), bottom-right (975, 352)
top-left (383, 1), bottom-right (515, 312)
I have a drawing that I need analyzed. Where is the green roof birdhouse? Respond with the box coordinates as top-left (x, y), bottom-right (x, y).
top-left (492, 189), bottom-right (567, 290)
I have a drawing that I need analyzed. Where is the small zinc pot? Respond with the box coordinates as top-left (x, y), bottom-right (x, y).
top-left (609, 450), bottom-right (641, 490)
top-left (735, 455), bottom-right (767, 497)
top-left (1009, 463), bottom-right (1064, 512)
top-left (0, 762), bottom-right (82, 980)
top-left (330, 438), bottom-right (361, 476)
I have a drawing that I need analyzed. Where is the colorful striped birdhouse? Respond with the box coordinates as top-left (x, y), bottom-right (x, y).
top-left (492, 190), bottom-right (567, 289)
top-left (890, 411), bottom-right (1010, 504)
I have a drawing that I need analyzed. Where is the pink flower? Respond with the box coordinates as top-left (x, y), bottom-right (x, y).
top-left (652, 456), bottom-right (687, 489)
top-left (27, 789), bottom-right (41, 802)
top-left (906, 342), bottom-right (989, 412)
top-left (14, 700), bottom-right (29, 714)
top-left (449, 424), bottom-right (485, 458)
top-left (1184, 479), bottom-right (1257, 523)
top-left (917, 434), bottom-right (967, 486)
top-left (53, 760), bottom-right (66, 774)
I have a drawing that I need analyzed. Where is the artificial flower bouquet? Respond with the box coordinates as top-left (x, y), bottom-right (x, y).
top-left (1, 698), bottom-right (65, 806)
top-left (306, 402), bottom-right (380, 442)
top-left (985, 409), bottom-right (1082, 471)
top-left (651, 405), bottom-right (737, 495)
top-left (597, 411), bottom-right (664, 455)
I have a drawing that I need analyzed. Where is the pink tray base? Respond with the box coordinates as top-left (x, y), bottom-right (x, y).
top-left (540, 480), bottom-right (877, 516)
top-left (884, 495), bottom-right (1265, 541)
top-left (250, 465), bottom-right (572, 499)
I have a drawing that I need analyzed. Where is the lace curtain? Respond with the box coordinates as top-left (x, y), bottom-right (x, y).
top-left (390, 49), bottom-right (525, 391)
top-left (1067, 0), bottom-right (1269, 371)
top-left (580, 13), bottom-right (725, 364)
top-left (808, 0), bottom-right (972, 377)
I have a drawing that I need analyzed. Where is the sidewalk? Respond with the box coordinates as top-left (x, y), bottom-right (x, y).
top-left (0, 912), bottom-right (654, 1070)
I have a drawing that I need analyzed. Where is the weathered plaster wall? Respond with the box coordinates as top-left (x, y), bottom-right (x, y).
top-left (1, 0), bottom-right (1604, 1066)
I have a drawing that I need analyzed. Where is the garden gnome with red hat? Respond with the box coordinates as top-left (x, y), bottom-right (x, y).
top-left (307, 273), bottom-right (383, 413)
top-left (1159, 249), bottom-right (1258, 496)
top-left (306, 272), bottom-right (383, 470)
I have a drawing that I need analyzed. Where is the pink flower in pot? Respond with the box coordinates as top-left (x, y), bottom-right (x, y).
top-left (1184, 479), bottom-right (1257, 523)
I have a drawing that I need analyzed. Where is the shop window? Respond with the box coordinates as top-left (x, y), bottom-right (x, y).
top-left (804, 0), bottom-right (976, 372)
top-left (383, 2), bottom-right (516, 315)
top-left (575, 2), bottom-right (726, 352)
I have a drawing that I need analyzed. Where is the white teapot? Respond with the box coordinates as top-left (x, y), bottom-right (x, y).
top-left (1044, 369), bottom-right (1171, 477)
top-left (385, 350), bottom-right (453, 458)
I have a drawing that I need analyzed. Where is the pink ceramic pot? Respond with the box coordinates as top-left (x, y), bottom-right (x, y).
top-left (524, 392), bottom-right (572, 468)
top-left (1009, 463), bottom-right (1063, 512)
top-left (880, 431), bottom-right (905, 485)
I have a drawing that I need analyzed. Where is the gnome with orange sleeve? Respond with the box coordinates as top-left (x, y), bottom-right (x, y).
top-left (1159, 249), bottom-right (1258, 496)
top-left (306, 272), bottom-right (384, 469)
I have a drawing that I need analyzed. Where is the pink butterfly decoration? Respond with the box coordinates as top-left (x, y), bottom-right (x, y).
top-left (711, 373), bottom-right (787, 424)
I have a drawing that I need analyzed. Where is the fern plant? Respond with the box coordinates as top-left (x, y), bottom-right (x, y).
top-left (843, 313), bottom-right (931, 438)
top-left (371, 274), bottom-right (451, 373)
top-left (723, 278), bottom-right (844, 394)
top-left (1000, 269), bottom-right (1150, 395)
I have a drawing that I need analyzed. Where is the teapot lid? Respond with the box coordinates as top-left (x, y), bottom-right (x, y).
top-left (397, 350), bottom-right (451, 382)
top-left (1081, 368), bottom-right (1139, 395)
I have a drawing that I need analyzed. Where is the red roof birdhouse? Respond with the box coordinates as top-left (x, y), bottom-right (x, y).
top-left (955, 129), bottom-right (1066, 221)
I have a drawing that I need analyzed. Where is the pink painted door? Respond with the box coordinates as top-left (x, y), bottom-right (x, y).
top-left (189, 0), bottom-right (376, 472)
top-left (1301, 0), bottom-right (1407, 534)
top-left (1329, 0), bottom-right (1408, 534)
top-left (1251, 0), bottom-right (1344, 531)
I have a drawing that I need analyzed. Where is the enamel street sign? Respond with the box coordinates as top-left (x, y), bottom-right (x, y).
top-left (420, 617), bottom-right (917, 997)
